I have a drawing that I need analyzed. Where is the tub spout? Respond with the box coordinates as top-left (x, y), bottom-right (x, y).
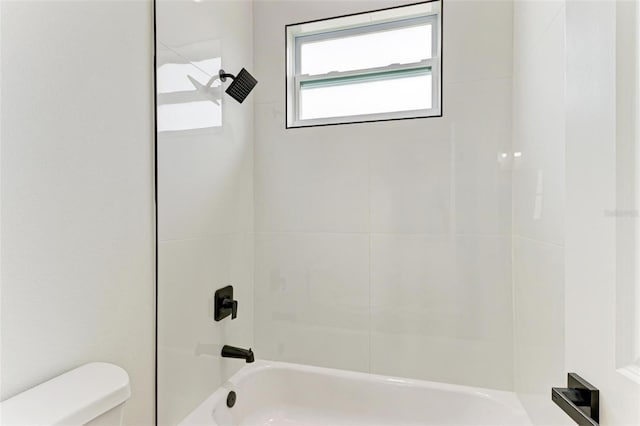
top-left (221, 345), bottom-right (254, 363)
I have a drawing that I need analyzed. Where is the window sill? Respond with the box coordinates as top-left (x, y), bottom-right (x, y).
top-left (287, 107), bottom-right (441, 129)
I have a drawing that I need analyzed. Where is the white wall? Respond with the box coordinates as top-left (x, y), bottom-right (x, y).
top-left (511, 1), bottom-right (570, 424)
top-left (514, 3), bottom-right (640, 425)
top-left (615, 0), bottom-right (640, 384)
top-left (565, 1), bottom-right (640, 424)
top-left (155, 1), bottom-right (254, 424)
top-left (0, 1), bottom-right (155, 425)
top-left (253, 0), bottom-right (515, 391)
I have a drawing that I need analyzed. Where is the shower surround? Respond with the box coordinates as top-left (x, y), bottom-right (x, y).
top-left (253, 0), bottom-right (514, 391)
top-left (157, 1), bottom-right (627, 425)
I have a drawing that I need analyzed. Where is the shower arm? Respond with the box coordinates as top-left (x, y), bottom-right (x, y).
top-left (219, 69), bottom-right (236, 82)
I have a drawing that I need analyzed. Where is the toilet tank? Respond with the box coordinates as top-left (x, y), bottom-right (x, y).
top-left (0, 362), bottom-right (131, 425)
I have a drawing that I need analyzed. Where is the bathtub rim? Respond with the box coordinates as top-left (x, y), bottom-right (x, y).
top-left (179, 359), bottom-right (530, 425)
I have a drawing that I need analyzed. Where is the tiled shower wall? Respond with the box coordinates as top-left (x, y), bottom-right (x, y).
top-left (156, 1), bottom-right (254, 424)
top-left (252, 0), bottom-right (515, 391)
top-left (511, 1), bottom-right (570, 424)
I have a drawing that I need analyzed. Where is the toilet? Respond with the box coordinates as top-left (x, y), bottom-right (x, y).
top-left (0, 362), bottom-right (131, 425)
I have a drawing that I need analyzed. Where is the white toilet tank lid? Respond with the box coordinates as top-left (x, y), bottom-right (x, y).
top-left (0, 362), bottom-right (131, 425)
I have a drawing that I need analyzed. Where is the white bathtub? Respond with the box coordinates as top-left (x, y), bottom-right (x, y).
top-left (180, 360), bottom-right (532, 426)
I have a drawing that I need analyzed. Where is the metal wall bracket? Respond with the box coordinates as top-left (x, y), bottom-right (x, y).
top-left (552, 373), bottom-right (599, 426)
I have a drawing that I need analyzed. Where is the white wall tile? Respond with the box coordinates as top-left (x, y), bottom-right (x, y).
top-left (254, 233), bottom-right (370, 372)
top-left (513, 0), bottom-right (565, 54)
top-left (370, 234), bottom-right (456, 337)
top-left (254, 103), bottom-right (370, 233)
top-left (370, 331), bottom-right (513, 390)
top-left (453, 235), bottom-right (514, 343)
top-left (511, 2), bottom-right (568, 424)
top-left (370, 234), bottom-right (513, 390)
top-left (369, 119), bottom-right (452, 234)
top-left (253, 0), bottom-right (514, 392)
top-left (156, 0), bottom-right (255, 423)
top-left (157, 0), bottom-right (254, 242)
top-left (158, 234), bottom-right (253, 425)
top-left (158, 129), bottom-right (253, 240)
top-left (512, 237), bottom-right (568, 426)
top-left (447, 78), bottom-right (513, 236)
top-left (443, 0), bottom-right (513, 84)
top-left (512, 8), bottom-right (565, 245)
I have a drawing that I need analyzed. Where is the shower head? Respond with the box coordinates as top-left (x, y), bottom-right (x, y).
top-left (219, 68), bottom-right (258, 103)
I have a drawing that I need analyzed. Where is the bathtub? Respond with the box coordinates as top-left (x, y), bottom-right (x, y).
top-left (180, 360), bottom-right (532, 426)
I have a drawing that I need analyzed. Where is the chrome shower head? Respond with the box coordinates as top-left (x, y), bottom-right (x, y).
top-left (219, 68), bottom-right (258, 103)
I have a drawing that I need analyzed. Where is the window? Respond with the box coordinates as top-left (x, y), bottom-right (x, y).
top-left (286, 1), bottom-right (442, 128)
